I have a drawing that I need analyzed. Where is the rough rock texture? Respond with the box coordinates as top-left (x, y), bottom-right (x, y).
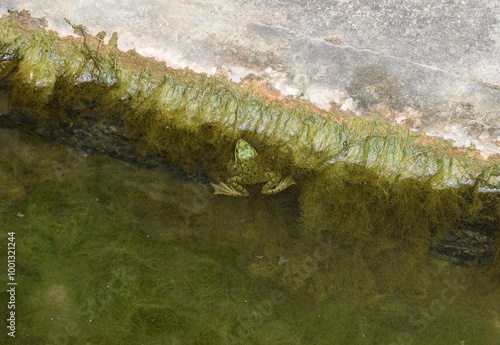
top-left (1, 0), bottom-right (499, 156)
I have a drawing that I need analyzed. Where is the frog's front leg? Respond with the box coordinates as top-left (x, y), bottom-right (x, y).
top-left (261, 172), bottom-right (296, 195)
top-left (211, 176), bottom-right (249, 197)
top-left (227, 176), bottom-right (250, 196)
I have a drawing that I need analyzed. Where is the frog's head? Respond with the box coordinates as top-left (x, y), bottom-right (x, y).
top-left (234, 139), bottom-right (257, 162)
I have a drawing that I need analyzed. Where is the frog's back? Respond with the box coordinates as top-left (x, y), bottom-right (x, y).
top-left (239, 158), bottom-right (269, 184)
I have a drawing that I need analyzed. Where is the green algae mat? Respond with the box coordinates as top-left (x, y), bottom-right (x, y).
top-left (0, 11), bottom-right (499, 345)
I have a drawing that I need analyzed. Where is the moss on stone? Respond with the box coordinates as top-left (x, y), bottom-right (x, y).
top-left (0, 11), bottom-right (499, 344)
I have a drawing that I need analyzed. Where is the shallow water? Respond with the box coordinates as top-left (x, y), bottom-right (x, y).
top-left (0, 128), bottom-right (499, 344)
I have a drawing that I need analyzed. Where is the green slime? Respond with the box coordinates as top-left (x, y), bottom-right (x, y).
top-left (0, 12), bottom-right (499, 344)
top-left (1, 129), bottom-right (499, 344)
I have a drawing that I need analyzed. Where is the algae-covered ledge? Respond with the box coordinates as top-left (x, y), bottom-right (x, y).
top-left (0, 12), bottom-right (499, 272)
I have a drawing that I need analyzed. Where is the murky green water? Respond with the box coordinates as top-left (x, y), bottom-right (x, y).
top-left (1, 128), bottom-right (499, 344)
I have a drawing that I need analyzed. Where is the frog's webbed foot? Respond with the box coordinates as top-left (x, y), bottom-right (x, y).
top-left (261, 175), bottom-right (296, 195)
top-left (211, 182), bottom-right (249, 197)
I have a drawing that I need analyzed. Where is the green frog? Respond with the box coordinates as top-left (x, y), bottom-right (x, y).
top-left (211, 139), bottom-right (295, 197)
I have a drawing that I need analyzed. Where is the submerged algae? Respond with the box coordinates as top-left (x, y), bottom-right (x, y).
top-left (0, 10), bottom-right (498, 281)
top-left (0, 11), bottom-right (500, 344)
top-left (1, 128), bottom-right (500, 344)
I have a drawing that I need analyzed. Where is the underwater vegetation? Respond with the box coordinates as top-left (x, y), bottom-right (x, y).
top-left (0, 10), bottom-right (499, 344)
top-left (1, 127), bottom-right (499, 345)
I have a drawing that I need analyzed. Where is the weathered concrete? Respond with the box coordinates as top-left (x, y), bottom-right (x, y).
top-left (1, 0), bottom-right (499, 156)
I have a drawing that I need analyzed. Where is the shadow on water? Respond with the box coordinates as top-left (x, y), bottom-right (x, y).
top-left (1, 128), bottom-right (499, 345)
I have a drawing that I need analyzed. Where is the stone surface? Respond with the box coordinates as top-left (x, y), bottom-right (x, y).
top-left (1, 0), bottom-right (499, 156)
top-left (185, 0), bottom-right (500, 86)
